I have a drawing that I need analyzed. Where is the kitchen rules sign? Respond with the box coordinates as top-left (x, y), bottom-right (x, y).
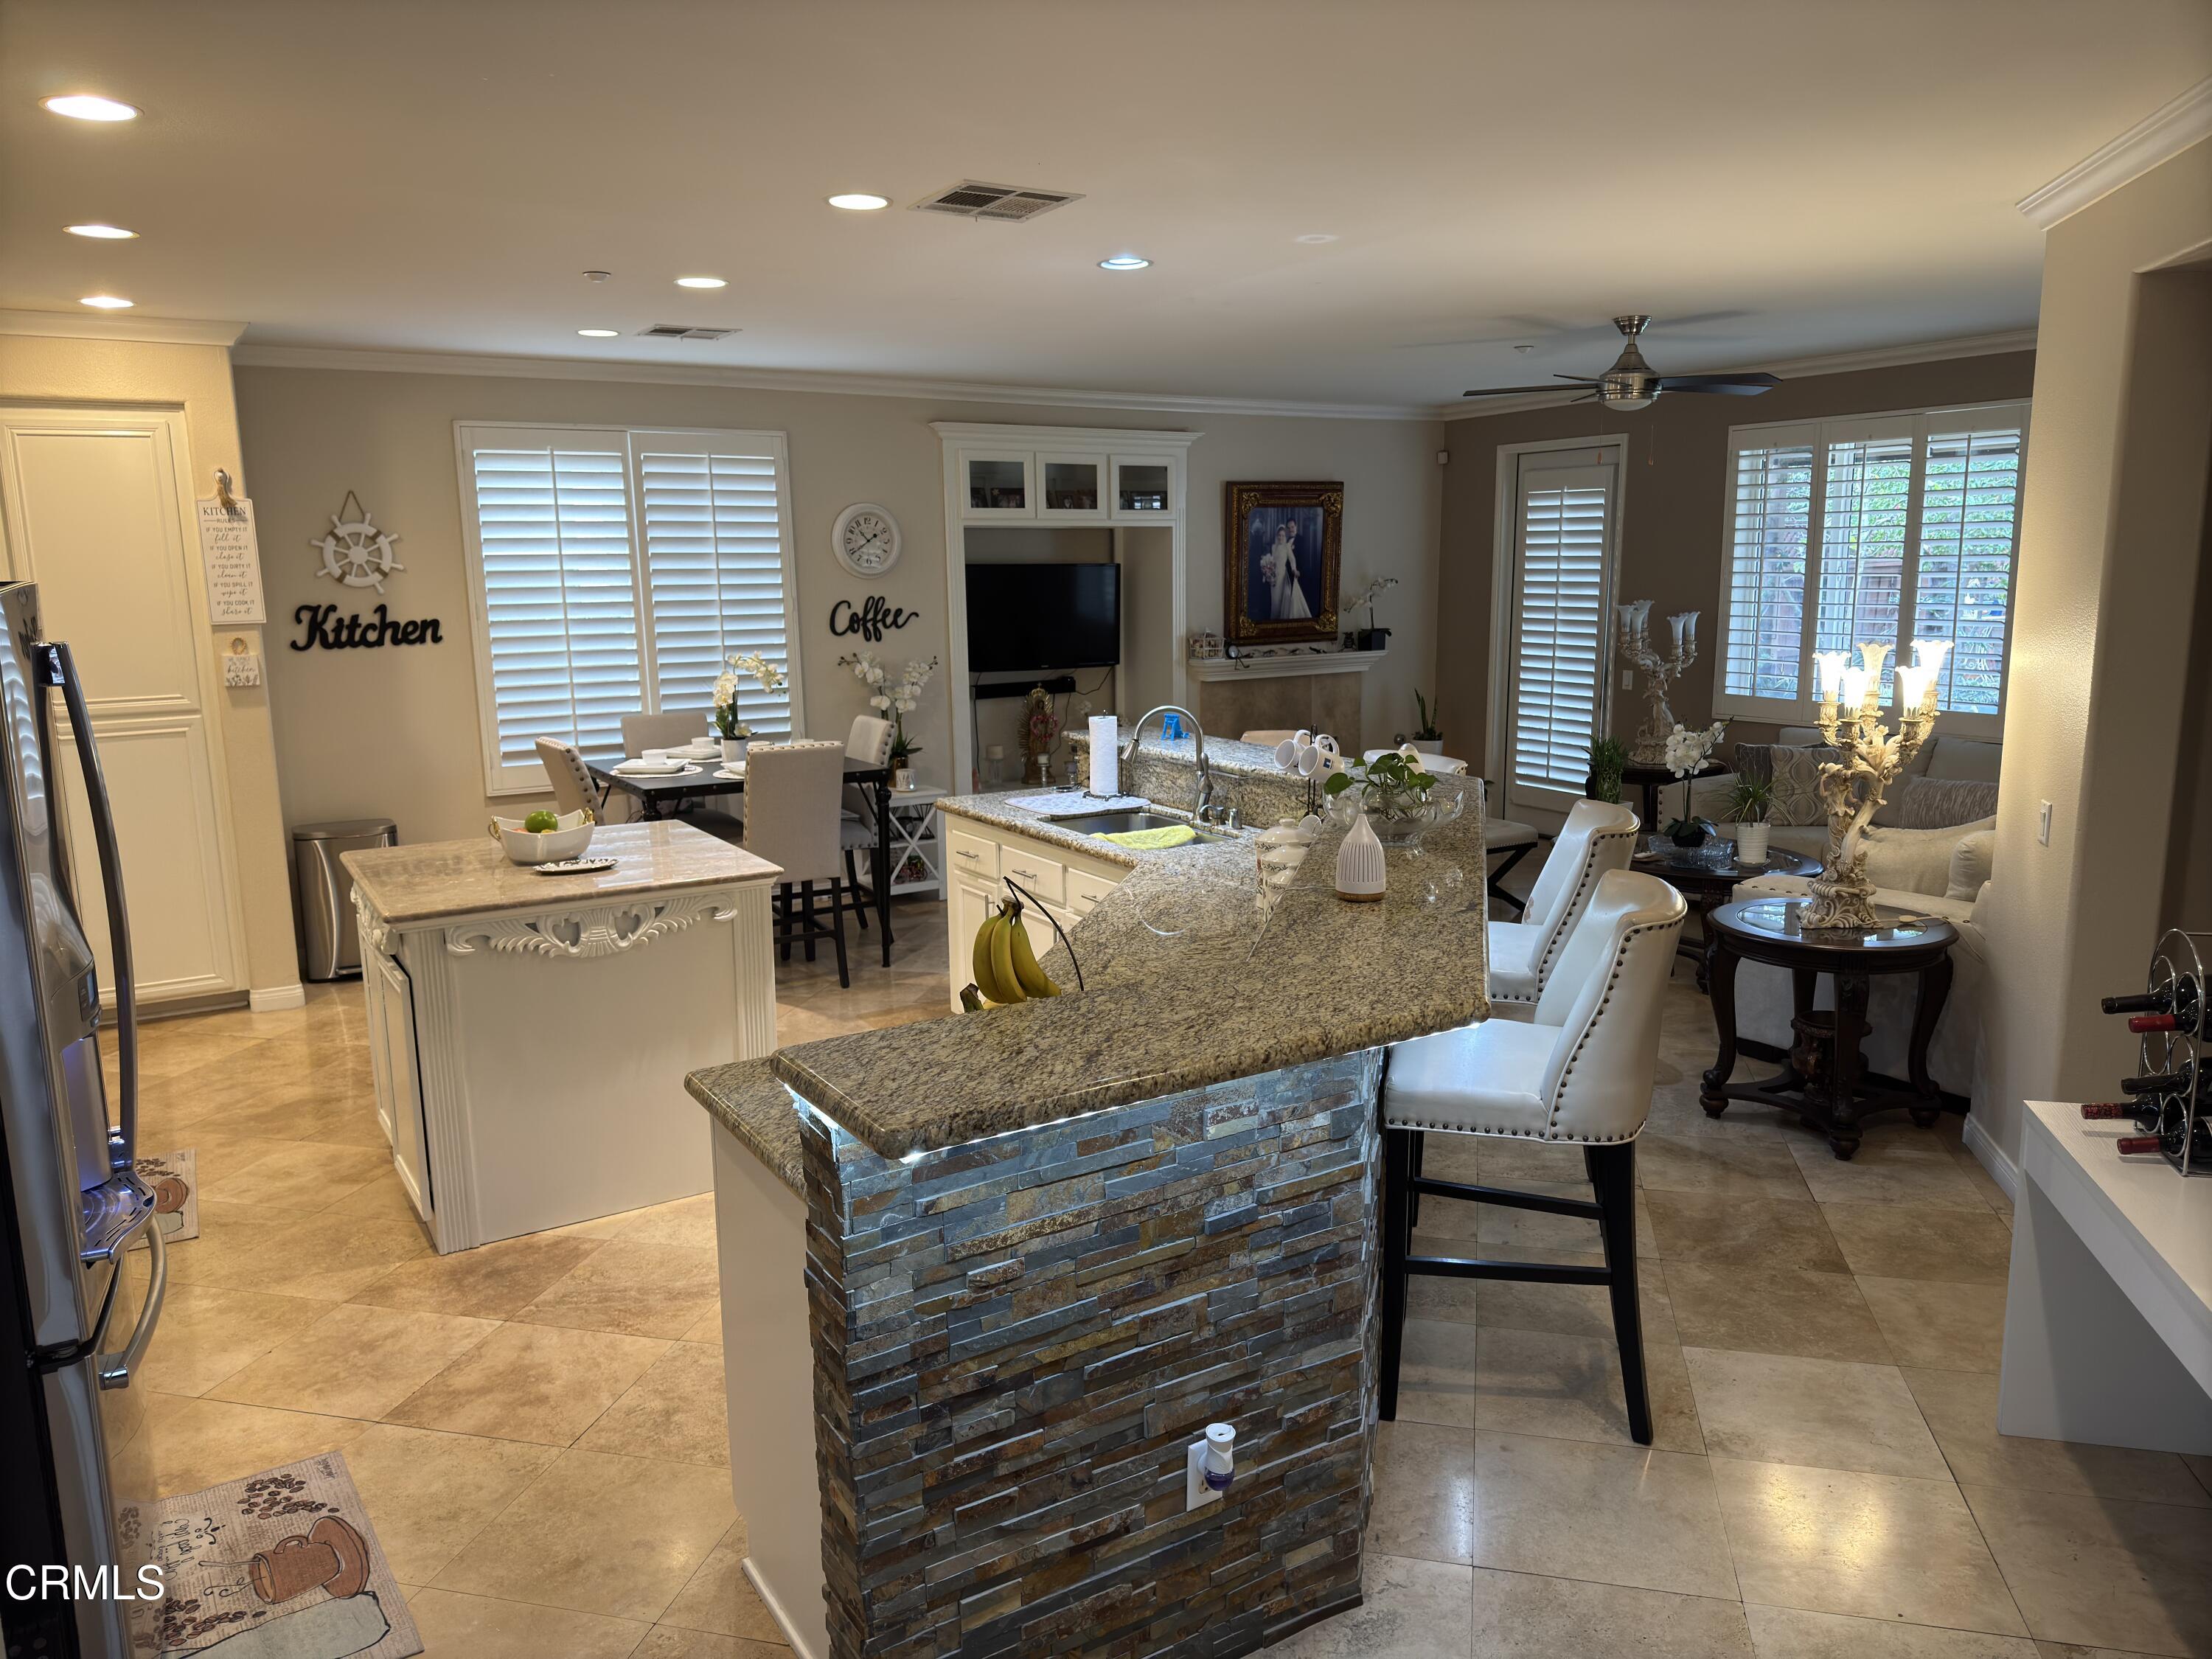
top-left (195, 498), bottom-right (268, 626)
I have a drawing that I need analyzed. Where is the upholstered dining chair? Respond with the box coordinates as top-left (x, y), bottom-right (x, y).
top-left (839, 716), bottom-right (896, 931)
top-left (1379, 869), bottom-right (1686, 1444)
top-left (534, 737), bottom-right (605, 818)
top-left (620, 709), bottom-right (708, 756)
top-left (745, 740), bottom-right (853, 987)
top-left (1486, 799), bottom-right (1639, 1006)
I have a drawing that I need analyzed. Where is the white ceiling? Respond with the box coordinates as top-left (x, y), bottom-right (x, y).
top-left (4, 1), bottom-right (2207, 409)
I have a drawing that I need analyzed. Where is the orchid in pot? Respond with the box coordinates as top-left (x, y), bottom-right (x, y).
top-left (1322, 745), bottom-right (1464, 848)
top-left (1660, 720), bottom-right (1726, 847)
top-left (838, 650), bottom-right (939, 787)
top-left (713, 652), bottom-right (785, 763)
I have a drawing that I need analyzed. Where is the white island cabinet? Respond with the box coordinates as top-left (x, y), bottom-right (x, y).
top-left (344, 823), bottom-right (781, 1253)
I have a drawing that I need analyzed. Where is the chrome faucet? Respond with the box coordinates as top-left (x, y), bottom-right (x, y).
top-left (1120, 705), bottom-right (1217, 822)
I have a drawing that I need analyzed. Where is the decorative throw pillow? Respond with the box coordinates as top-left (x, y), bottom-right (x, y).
top-left (1763, 746), bottom-right (1836, 827)
top-left (1896, 774), bottom-right (2000, 830)
top-left (1946, 829), bottom-right (1996, 903)
top-left (1860, 815), bottom-right (1996, 899)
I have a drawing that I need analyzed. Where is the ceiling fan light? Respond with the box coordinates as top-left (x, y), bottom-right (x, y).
top-left (1601, 391), bottom-right (1657, 412)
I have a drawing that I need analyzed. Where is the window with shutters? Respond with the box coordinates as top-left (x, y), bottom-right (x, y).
top-left (1500, 445), bottom-right (1622, 815)
top-left (455, 423), bottom-right (802, 793)
top-left (1716, 402), bottom-right (2027, 735)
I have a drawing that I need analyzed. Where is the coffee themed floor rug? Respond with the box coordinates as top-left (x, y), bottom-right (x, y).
top-left (135, 1148), bottom-right (200, 1243)
top-left (142, 1453), bottom-right (420, 1659)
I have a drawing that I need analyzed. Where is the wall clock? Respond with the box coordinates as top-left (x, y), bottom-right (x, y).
top-left (832, 503), bottom-right (901, 579)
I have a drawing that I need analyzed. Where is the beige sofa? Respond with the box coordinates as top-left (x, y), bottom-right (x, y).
top-left (1705, 729), bottom-right (2000, 1110)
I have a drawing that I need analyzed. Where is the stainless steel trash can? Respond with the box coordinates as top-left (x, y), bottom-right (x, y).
top-left (291, 818), bottom-right (396, 981)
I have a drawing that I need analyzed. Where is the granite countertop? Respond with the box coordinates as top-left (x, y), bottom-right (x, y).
top-left (686, 1058), bottom-right (804, 1196)
top-left (345, 821), bottom-right (781, 925)
top-left (766, 766), bottom-right (1489, 1161)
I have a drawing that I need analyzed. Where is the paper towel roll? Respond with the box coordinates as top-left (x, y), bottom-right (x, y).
top-left (1088, 715), bottom-right (1119, 797)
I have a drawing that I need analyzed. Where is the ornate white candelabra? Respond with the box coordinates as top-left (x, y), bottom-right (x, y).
top-left (1803, 639), bottom-right (1952, 931)
top-left (1616, 602), bottom-right (1699, 765)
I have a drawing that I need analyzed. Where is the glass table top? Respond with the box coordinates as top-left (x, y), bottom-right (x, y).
top-left (1719, 896), bottom-right (1958, 951)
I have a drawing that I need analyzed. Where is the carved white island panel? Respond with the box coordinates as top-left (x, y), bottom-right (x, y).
top-left (345, 823), bottom-right (781, 1253)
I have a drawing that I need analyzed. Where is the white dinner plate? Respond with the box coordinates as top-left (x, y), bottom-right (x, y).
top-left (714, 765), bottom-right (747, 781)
top-left (613, 762), bottom-right (702, 778)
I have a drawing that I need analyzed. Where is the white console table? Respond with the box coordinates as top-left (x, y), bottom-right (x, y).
top-left (1998, 1099), bottom-right (2212, 1453)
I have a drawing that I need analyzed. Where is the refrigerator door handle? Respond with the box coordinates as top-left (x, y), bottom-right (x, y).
top-left (38, 639), bottom-right (139, 1170)
top-left (96, 1222), bottom-right (165, 1390)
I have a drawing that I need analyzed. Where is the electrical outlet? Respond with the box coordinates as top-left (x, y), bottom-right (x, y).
top-left (1621, 669), bottom-right (1633, 690)
top-left (1186, 1439), bottom-right (1223, 1511)
top-left (2038, 800), bottom-right (2052, 846)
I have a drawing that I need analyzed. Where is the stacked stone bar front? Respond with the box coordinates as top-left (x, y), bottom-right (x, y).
top-left (799, 1050), bottom-right (1382, 1659)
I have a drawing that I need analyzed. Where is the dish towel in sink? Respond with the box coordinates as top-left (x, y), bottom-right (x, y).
top-left (1093, 824), bottom-right (1197, 850)
top-left (1006, 790), bottom-right (1150, 815)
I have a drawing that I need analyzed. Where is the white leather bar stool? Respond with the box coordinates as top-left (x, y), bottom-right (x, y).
top-left (1486, 799), bottom-right (1638, 1006)
top-left (1380, 869), bottom-right (1686, 1444)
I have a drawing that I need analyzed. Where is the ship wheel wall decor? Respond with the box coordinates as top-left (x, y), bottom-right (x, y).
top-left (311, 489), bottom-right (406, 594)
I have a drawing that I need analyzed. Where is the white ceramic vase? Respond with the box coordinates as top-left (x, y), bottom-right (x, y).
top-left (1734, 821), bottom-right (1770, 864)
top-left (721, 737), bottom-right (748, 765)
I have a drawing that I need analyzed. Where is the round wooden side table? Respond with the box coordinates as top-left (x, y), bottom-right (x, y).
top-left (1700, 895), bottom-right (1958, 1159)
top-left (1632, 844), bottom-right (1822, 991)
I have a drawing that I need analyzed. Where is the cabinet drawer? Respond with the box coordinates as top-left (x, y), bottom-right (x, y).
top-left (997, 846), bottom-right (1065, 905)
top-left (1065, 869), bottom-right (1119, 915)
top-left (947, 830), bottom-right (999, 881)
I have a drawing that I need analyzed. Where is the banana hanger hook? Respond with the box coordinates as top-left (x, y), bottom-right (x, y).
top-left (1000, 877), bottom-right (1085, 992)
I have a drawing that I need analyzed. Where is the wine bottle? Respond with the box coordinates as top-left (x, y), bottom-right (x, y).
top-left (2116, 1134), bottom-right (2166, 1156)
top-left (2104, 988), bottom-right (2173, 1016)
top-left (2103, 975), bottom-right (2203, 1035)
top-left (2121, 1064), bottom-right (2193, 1096)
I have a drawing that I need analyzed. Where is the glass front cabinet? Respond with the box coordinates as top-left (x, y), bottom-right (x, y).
top-left (1036, 453), bottom-right (1106, 521)
top-left (1110, 453), bottom-right (1177, 521)
top-left (961, 451), bottom-right (1034, 518)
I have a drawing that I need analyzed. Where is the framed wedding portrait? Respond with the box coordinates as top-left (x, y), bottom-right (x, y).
top-left (1222, 480), bottom-right (1343, 647)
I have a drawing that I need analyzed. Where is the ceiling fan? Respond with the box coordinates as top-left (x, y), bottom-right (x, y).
top-left (1461, 314), bottom-right (1780, 411)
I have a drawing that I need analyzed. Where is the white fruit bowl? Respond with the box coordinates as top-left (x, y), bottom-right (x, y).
top-left (489, 809), bottom-right (595, 865)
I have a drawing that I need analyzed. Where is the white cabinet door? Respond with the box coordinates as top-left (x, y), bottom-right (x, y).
top-left (0, 408), bottom-right (244, 1004)
top-left (947, 877), bottom-right (996, 1009)
top-left (370, 949), bottom-right (433, 1223)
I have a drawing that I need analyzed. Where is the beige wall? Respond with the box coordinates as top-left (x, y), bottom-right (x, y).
top-left (1435, 351), bottom-right (2038, 774)
top-left (1978, 138), bottom-right (2212, 1168)
top-left (0, 333), bottom-right (300, 1000)
top-left (233, 364), bottom-right (1442, 845)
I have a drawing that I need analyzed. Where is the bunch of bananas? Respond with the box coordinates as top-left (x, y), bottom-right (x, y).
top-left (965, 897), bottom-right (1062, 1007)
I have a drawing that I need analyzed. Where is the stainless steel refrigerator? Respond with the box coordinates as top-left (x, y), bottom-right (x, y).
top-left (0, 580), bottom-right (163, 1658)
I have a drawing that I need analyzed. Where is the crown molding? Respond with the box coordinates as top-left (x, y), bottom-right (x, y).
top-left (928, 420), bottom-right (1201, 448)
top-left (2017, 77), bottom-right (2212, 229)
top-left (0, 309), bottom-right (247, 347)
top-left (1438, 327), bottom-right (2039, 422)
top-left (229, 341), bottom-right (1439, 422)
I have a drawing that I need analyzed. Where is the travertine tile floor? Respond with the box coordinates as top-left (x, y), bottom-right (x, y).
top-left (116, 885), bottom-right (2212, 1658)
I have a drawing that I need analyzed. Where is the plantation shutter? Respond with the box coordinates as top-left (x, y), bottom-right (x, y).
top-left (1720, 437), bottom-right (1815, 702)
top-left (1507, 451), bottom-right (1618, 814)
top-left (462, 428), bottom-right (642, 787)
top-left (1913, 420), bottom-right (2025, 716)
top-left (632, 434), bottom-right (799, 739)
top-left (1714, 401), bottom-right (2027, 734)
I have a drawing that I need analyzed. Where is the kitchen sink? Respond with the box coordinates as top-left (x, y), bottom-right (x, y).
top-left (1052, 809), bottom-right (1237, 843)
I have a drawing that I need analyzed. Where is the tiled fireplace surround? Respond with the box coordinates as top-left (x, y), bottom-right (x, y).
top-left (800, 1050), bottom-right (1382, 1658)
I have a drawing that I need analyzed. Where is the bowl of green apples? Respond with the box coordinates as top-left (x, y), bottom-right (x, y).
top-left (489, 807), bottom-right (595, 865)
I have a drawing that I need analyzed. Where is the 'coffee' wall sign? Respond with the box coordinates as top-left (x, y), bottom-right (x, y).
top-left (829, 595), bottom-right (917, 642)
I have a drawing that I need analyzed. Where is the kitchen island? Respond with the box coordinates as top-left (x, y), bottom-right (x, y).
top-left (689, 739), bottom-right (1488, 1659)
top-left (346, 821), bottom-right (780, 1252)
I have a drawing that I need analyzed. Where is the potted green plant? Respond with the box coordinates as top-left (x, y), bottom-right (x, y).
top-left (1322, 747), bottom-right (1463, 847)
top-left (1587, 736), bottom-right (1627, 804)
top-left (1405, 690), bottom-right (1444, 755)
top-left (1726, 775), bottom-right (1774, 864)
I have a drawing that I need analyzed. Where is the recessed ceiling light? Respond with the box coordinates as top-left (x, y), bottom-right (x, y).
top-left (1294, 233), bottom-right (1339, 244)
top-left (827, 192), bottom-right (890, 211)
top-left (43, 94), bottom-right (139, 121)
top-left (1098, 256), bottom-right (1151, 271)
top-left (577, 328), bottom-right (619, 338)
top-left (79, 295), bottom-right (133, 309)
top-left (674, 275), bottom-right (726, 289)
top-left (65, 223), bottom-right (137, 239)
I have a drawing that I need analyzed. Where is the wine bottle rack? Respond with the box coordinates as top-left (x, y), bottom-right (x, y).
top-left (2102, 929), bottom-right (2209, 1178)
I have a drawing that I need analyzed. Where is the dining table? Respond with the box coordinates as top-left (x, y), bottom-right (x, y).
top-left (586, 752), bottom-right (897, 964)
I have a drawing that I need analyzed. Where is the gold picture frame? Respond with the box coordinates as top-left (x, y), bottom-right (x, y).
top-left (1223, 481), bottom-right (1343, 647)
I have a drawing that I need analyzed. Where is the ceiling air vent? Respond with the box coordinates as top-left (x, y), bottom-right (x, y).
top-left (638, 324), bottom-right (735, 341)
top-left (911, 180), bottom-right (1083, 222)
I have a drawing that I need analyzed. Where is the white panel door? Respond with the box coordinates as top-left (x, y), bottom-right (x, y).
top-left (0, 408), bottom-right (243, 1003)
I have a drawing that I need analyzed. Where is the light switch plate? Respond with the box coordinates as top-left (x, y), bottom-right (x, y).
top-left (1620, 669), bottom-right (1633, 690)
top-left (2038, 800), bottom-right (2052, 845)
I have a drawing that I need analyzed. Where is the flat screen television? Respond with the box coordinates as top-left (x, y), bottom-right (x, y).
top-left (966, 562), bottom-right (1120, 672)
